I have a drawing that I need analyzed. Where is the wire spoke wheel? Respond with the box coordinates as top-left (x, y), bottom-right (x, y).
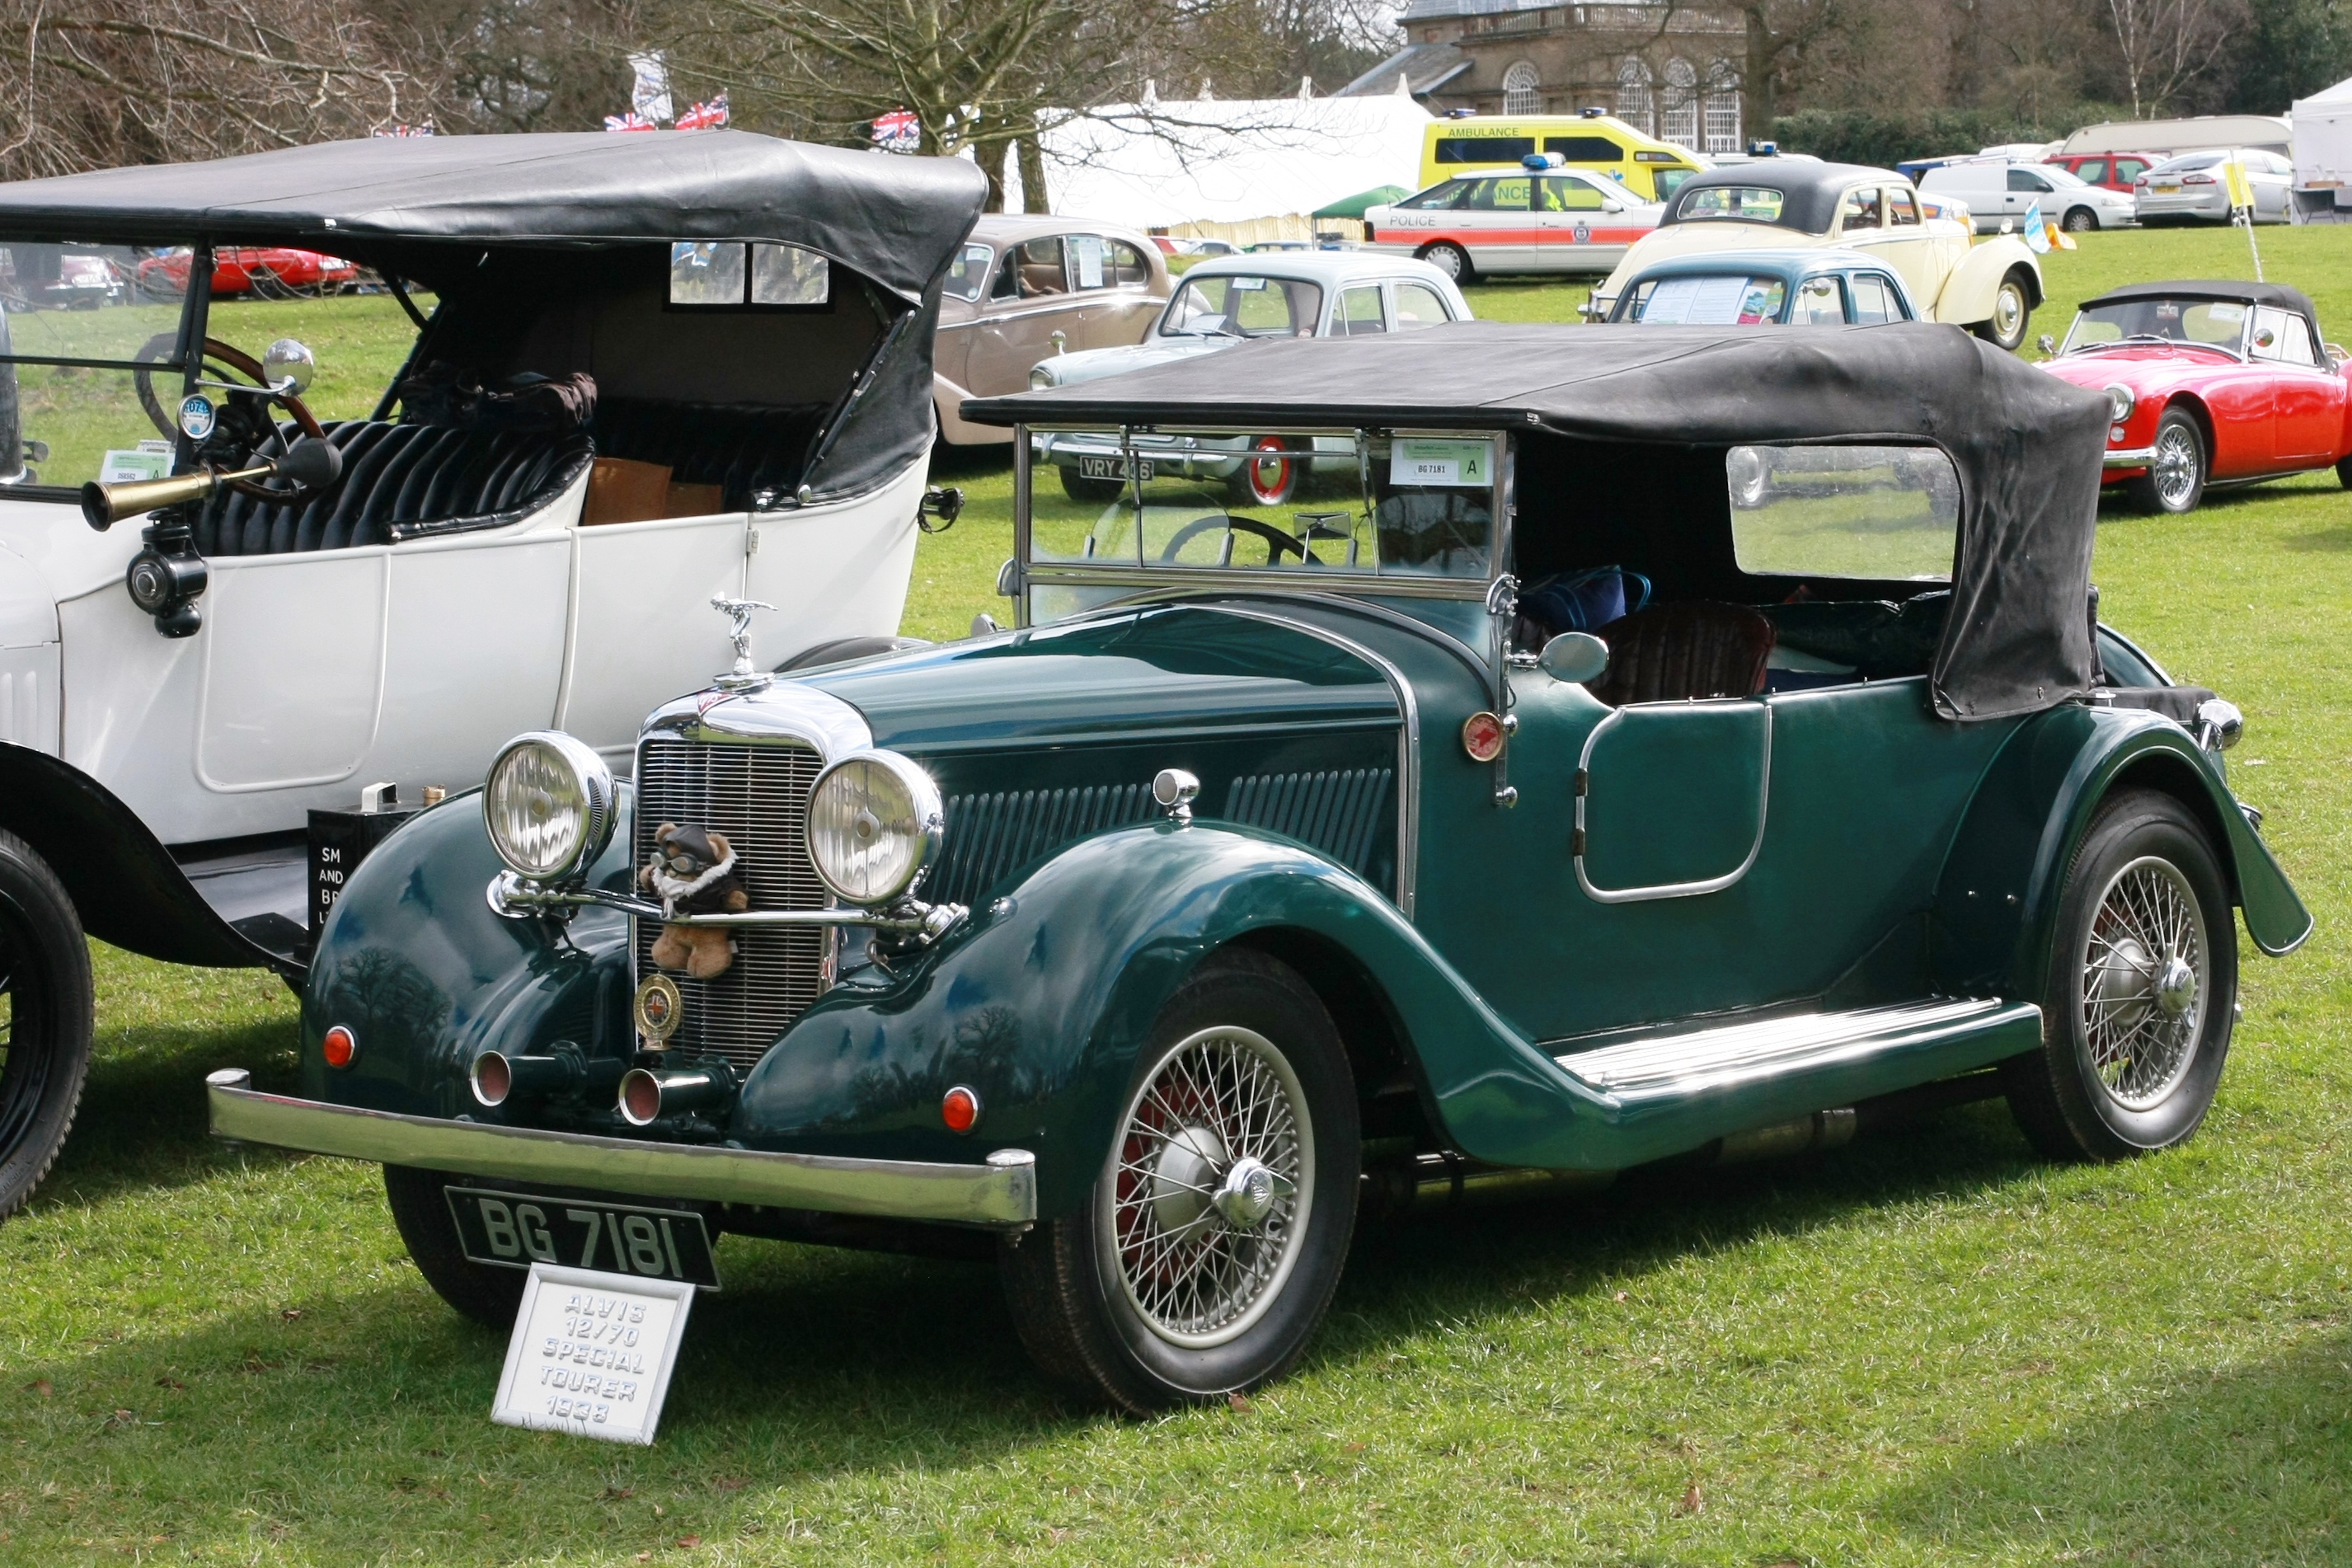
top-left (2079, 855), bottom-right (2208, 1111)
top-left (2152, 424), bottom-right (2200, 509)
top-left (1102, 1025), bottom-right (1312, 1349)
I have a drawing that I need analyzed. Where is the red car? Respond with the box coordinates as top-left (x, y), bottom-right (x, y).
top-left (134, 246), bottom-right (359, 298)
top-left (2040, 279), bottom-right (2352, 514)
top-left (2045, 152), bottom-right (2162, 193)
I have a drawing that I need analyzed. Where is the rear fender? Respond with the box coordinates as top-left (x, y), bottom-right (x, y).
top-left (1932, 705), bottom-right (2310, 1000)
top-left (737, 820), bottom-right (1581, 1218)
top-left (1936, 237), bottom-right (2042, 326)
top-left (0, 741), bottom-right (276, 971)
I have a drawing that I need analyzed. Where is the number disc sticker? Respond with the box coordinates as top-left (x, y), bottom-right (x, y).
top-left (177, 393), bottom-right (215, 440)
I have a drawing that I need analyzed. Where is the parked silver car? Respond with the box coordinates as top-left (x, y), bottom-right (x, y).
top-left (2135, 149), bottom-right (2293, 223)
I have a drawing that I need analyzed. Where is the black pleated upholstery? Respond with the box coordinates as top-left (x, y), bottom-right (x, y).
top-left (193, 420), bottom-right (594, 556)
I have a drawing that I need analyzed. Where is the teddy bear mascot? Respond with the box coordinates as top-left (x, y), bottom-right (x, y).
top-left (639, 823), bottom-right (750, 979)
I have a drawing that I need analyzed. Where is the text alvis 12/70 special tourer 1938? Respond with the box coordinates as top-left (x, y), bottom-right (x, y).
top-left (209, 322), bottom-right (2308, 1411)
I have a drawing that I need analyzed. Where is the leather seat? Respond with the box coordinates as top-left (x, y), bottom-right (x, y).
top-left (1587, 601), bottom-right (1777, 707)
top-left (195, 420), bottom-right (592, 555)
top-left (591, 399), bottom-right (827, 511)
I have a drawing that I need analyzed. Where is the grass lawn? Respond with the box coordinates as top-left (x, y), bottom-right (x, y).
top-left (7, 227), bottom-right (2352, 1566)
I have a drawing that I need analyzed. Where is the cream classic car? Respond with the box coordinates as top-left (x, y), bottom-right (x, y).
top-left (1592, 160), bottom-right (2046, 351)
top-left (0, 130), bottom-right (984, 1222)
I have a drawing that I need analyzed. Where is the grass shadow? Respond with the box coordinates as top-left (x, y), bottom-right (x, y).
top-left (1874, 1325), bottom-right (2352, 1562)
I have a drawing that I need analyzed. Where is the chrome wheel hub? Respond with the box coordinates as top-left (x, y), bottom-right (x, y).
top-left (2079, 856), bottom-right (2209, 1110)
top-left (2153, 426), bottom-right (2199, 508)
top-left (1994, 286), bottom-right (2024, 339)
top-left (1102, 1026), bottom-right (1314, 1349)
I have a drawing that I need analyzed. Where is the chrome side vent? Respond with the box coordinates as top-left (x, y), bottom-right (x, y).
top-left (632, 738), bottom-right (828, 1076)
top-left (927, 782), bottom-right (1156, 907)
top-left (1223, 768), bottom-right (1392, 874)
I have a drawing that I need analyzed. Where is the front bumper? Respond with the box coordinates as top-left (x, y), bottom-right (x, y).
top-left (2103, 445), bottom-right (2157, 470)
top-left (205, 1069), bottom-right (1037, 1228)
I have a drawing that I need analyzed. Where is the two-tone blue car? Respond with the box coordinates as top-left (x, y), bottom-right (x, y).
top-left (1603, 248), bottom-right (1920, 326)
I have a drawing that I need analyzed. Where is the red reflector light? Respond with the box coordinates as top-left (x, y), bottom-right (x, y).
top-left (941, 1085), bottom-right (981, 1134)
top-left (322, 1026), bottom-right (357, 1069)
top-left (1462, 710), bottom-right (1506, 763)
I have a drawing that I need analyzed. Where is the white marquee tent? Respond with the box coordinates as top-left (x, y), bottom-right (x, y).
top-left (1002, 95), bottom-right (1432, 241)
top-left (2292, 74), bottom-right (2352, 221)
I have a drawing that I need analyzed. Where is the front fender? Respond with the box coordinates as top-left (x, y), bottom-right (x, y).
top-left (1933, 705), bottom-right (2311, 1000)
top-left (1935, 237), bottom-right (2042, 326)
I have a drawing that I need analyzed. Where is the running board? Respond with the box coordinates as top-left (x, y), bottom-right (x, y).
top-left (1556, 998), bottom-right (2041, 1106)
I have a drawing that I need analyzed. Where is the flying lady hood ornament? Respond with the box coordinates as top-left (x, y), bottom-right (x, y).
top-left (711, 596), bottom-right (777, 691)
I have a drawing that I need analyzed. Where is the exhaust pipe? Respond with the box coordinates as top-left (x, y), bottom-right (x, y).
top-left (1361, 1151), bottom-right (1613, 1221)
top-left (618, 1063), bottom-right (735, 1127)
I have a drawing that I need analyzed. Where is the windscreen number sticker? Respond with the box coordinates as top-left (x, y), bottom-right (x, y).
top-left (1391, 439), bottom-right (1493, 488)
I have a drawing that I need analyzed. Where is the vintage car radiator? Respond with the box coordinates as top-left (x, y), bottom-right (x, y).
top-left (633, 736), bottom-right (830, 1074)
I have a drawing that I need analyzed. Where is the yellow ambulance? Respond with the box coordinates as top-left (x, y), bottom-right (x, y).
top-left (1418, 110), bottom-right (1706, 200)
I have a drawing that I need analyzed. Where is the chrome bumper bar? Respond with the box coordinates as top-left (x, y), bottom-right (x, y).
top-left (2103, 445), bottom-right (2157, 469)
top-left (486, 872), bottom-right (966, 941)
top-left (205, 1069), bottom-right (1035, 1228)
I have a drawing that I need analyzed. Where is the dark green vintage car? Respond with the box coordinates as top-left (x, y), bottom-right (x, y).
top-left (209, 322), bottom-right (2310, 1412)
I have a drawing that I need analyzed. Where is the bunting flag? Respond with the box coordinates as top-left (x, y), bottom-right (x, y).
top-left (372, 120), bottom-right (436, 137)
top-left (873, 110), bottom-right (920, 153)
top-left (603, 111), bottom-right (657, 133)
top-left (677, 94), bottom-right (730, 131)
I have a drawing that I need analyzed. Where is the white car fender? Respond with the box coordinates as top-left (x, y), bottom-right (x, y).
top-left (1934, 237), bottom-right (2042, 328)
top-left (933, 372), bottom-right (1007, 447)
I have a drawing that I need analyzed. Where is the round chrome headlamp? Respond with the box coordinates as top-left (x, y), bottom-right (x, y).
top-left (805, 749), bottom-right (943, 907)
top-left (2105, 383), bottom-right (2136, 425)
top-left (483, 731), bottom-right (617, 882)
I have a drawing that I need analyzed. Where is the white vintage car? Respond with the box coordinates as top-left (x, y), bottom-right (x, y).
top-left (1592, 159), bottom-right (2046, 350)
top-left (0, 131), bottom-right (985, 1219)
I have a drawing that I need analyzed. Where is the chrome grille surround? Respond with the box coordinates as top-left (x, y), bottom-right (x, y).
top-left (632, 735), bottom-right (830, 1077)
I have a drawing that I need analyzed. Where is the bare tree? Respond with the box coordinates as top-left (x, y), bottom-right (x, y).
top-left (0, 0), bottom-right (433, 180)
top-left (392, 0), bottom-right (637, 133)
top-left (2104, 0), bottom-right (2231, 115)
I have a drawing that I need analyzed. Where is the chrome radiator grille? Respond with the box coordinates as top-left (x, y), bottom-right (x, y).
top-left (633, 737), bottom-right (828, 1075)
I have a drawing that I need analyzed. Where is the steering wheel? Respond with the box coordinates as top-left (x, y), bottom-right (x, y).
top-left (133, 333), bottom-right (332, 506)
top-left (1159, 513), bottom-right (1308, 565)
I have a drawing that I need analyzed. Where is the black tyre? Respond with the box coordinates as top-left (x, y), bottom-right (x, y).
top-left (1971, 267), bottom-right (2035, 351)
top-left (2061, 206), bottom-right (2098, 232)
top-left (2335, 451), bottom-right (2351, 490)
top-left (2002, 790), bottom-right (2237, 1162)
top-left (0, 829), bottom-right (96, 1225)
top-left (1416, 242), bottom-right (1473, 284)
top-left (384, 1164), bottom-right (526, 1327)
top-left (999, 948), bottom-right (1359, 1411)
top-left (1058, 464), bottom-right (1124, 504)
top-left (2125, 406), bottom-right (2206, 514)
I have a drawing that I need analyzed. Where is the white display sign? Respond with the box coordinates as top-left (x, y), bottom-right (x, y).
top-left (99, 441), bottom-right (173, 483)
top-left (1390, 438), bottom-right (1493, 488)
top-left (1071, 234), bottom-right (1105, 289)
top-left (491, 1263), bottom-right (694, 1445)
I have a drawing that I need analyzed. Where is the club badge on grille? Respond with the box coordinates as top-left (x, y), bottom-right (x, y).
top-left (637, 821), bottom-right (750, 979)
top-left (633, 974), bottom-right (684, 1050)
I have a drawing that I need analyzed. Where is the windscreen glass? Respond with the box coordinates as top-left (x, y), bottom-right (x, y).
top-left (1025, 428), bottom-right (1498, 617)
top-left (2063, 298), bottom-right (2246, 352)
top-left (1674, 185), bottom-right (1786, 223)
top-left (1622, 275), bottom-right (1787, 324)
top-left (1725, 444), bottom-right (1960, 580)
top-left (944, 243), bottom-right (992, 303)
top-left (1159, 275), bottom-right (1322, 338)
top-left (0, 240), bottom-right (425, 492)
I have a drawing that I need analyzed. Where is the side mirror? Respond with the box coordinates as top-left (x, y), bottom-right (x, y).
top-left (1602, 200), bottom-right (1624, 214)
top-left (1537, 631), bottom-right (1610, 684)
top-left (2036, 333), bottom-right (2056, 356)
top-left (262, 337), bottom-right (316, 395)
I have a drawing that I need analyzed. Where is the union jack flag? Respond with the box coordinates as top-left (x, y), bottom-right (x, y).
top-left (678, 94), bottom-right (730, 130)
top-left (872, 109), bottom-right (919, 152)
top-left (603, 111), bottom-right (657, 132)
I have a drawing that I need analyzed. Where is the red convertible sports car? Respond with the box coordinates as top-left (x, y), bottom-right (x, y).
top-left (134, 246), bottom-right (359, 299)
top-left (2041, 280), bottom-right (2352, 514)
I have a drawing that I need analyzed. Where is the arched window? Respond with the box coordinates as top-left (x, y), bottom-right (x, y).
top-left (1661, 58), bottom-right (1699, 149)
top-left (1704, 61), bottom-right (1743, 153)
top-left (1501, 62), bottom-right (1541, 115)
top-left (1615, 59), bottom-right (1653, 134)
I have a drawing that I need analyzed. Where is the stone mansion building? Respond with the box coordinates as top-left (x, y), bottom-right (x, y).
top-left (1340, 0), bottom-right (1748, 156)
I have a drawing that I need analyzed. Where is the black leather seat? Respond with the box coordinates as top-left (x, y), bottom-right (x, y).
top-left (195, 420), bottom-right (594, 556)
top-left (591, 399), bottom-right (827, 512)
top-left (1588, 602), bottom-right (1777, 707)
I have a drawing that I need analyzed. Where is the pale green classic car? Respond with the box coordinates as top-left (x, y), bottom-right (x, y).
top-left (209, 321), bottom-right (2308, 1414)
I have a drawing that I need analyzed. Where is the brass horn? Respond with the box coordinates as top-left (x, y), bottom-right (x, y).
top-left (81, 437), bottom-right (342, 533)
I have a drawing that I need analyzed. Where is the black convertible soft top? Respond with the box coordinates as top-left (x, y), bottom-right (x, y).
top-left (0, 131), bottom-right (987, 306)
top-left (1660, 160), bottom-right (1898, 235)
top-left (970, 321), bottom-right (2111, 723)
top-left (2078, 278), bottom-right (2321, 340)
